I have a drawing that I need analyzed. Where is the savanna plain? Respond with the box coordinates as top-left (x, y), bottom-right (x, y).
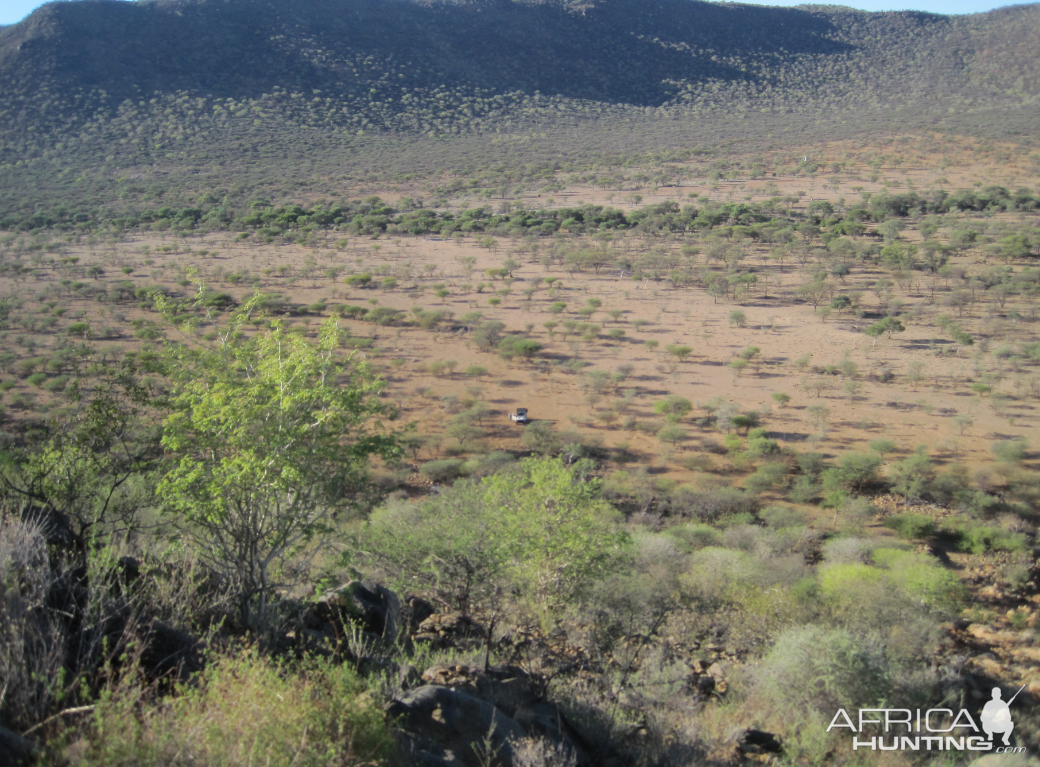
top-left (3, 1), bottom-right (1040, 766)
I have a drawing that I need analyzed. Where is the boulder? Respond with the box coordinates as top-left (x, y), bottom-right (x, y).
top-left (738, 729), bottom-right (783, 755)
top-left (139, 619), bottom-right (203, 682)
top-left (406, 596), bottom-right (437, 633)
top-left (694, 675), bottom-right (716, 695)
top-left (310, 580), bottom-right (401, 643)
top-left (414, 612), bottom-right (482, 649)
top-left (391, 668), bottom-right (591, 767)
top-left (463, 667), bottom-right (590, 765)
top-left (389, 685), bottom-right (526, 767)
top-left (0, 725), bottom-right (38, 766)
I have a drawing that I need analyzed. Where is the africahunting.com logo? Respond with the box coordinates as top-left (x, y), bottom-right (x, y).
top-left (828, 685), bottom-right (1026, 754)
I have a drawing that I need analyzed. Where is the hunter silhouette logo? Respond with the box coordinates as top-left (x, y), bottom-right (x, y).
top-left (982, 685), bottom-right (1023, 746)
top-left (827, 684), bottom-right (1028, 753)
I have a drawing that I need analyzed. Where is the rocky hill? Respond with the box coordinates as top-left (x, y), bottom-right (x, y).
top-left (1, 0), bottom-right (1039, 216)
top-left (2, 0), bottom-right (1039, 145)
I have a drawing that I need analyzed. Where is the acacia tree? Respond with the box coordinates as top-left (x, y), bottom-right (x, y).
top-left (355, 457), bottom-right (631, 635)
top-left (864, 317), bottom-right (905, 347)
top-left (157, 300), bottom-right (404, 630)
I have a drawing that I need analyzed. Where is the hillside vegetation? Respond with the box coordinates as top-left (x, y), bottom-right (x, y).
top-left (1, 0), bottom-right (1039, 223)
top-left (3, 1), bottom-right (1040, 766)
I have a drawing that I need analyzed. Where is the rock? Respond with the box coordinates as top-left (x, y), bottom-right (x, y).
top-left (313, 580), bottom-right (401, 643)
top-left (414, 612), bottom-right (483, 648)
top-left (139, 619), bottom-right (203, 682)
top-left (473, 668), bottom-right (591, 765)
top-left (392, 668), bottom-right (592, 767)
top-left (117, 556), bottom-right (140, 584)
top-left (706, 661), bottom-right (728, 679)
top-left (389, 685), bottom-right (526, 767)
top-left (400, 663), bottom-right (422, 690)
top-left (21, 505), bottom-right (81, 552)
top-left (738, 729), bottom-right (783, 755)
top-left (422, 663), bottom-right (478, 687)
top-left (0, 725), bottom-right (38, 766)
top-left (406, 596), bottom-right (436, 634)
top-left (695, 675), bottom-right (716, 695)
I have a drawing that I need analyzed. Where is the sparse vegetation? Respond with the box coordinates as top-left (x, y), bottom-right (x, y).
top-left (1, 0), bottom-right (1039, 762)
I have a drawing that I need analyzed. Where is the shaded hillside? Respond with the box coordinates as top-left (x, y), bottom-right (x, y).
top-left (0, 0), bottom-right (1039, 216)
top-left (2, 0), bottom-right (1040, 136)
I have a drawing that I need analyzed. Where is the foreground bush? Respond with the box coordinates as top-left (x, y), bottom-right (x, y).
top-left (74, 650), bottom-right (393, 767)
top-left (752, 625), bottom-right (890, 715)
top-left (354, 456), bottom-right (631, 620)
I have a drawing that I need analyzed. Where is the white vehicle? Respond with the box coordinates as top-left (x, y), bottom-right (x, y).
top-left (509, 408), bottom-right (529, 424)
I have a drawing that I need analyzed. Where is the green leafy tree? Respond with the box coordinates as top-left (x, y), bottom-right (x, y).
top-left (653, 395), bottom-right (693, 418)
top-left (158, 311), bottom-right (404, 629)
top-left (797, 279), bottom-right (831, 310)
top-left (830, 295), bottom-right (852, 315)
top-left (498, 336), bottom-right (544, 362)
top-left (889, 447), bottom-right (934, 503)
top-left (666, 344), bottom-right (694, 363)
top-left (355, 457), bottom-right (630, 625)
top-left (864, 317), bottom-right (905, 347)
top-left (0, 368), bottom-right (161, 547)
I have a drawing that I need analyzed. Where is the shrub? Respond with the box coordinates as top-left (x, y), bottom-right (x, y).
top-left (747, 435), bottom-right (781, 458)
top-left (836, 496), bottom-right (879, 531)
top-left (869, 439), bottom-right (897, 455)
top-left (761, 505), bottom-right (809, 529)
top-left (822, 536), bottom-right (879, 564)
top-left (670, 486), bottom-right (758, 522)
top-left (685, 546), bottom-right (805, 604)
top-left (753, 625), bottom-right (891, 714)
top-left (944, 519), bottom-right (1028, 555)
top-left (335, 305), bottom-right (367, 319)
top-left (796, 452), bottom-right (827, 478)
top-left (664, 524), bottom-right (722, 551)
top-left (730, 412), bottom-right (760, 434)
top-left (26, 372), bottom-right (47, 387)
top-left (991, 439), bottom-right (1028, 464)
top-left (882, 513), bottom-right (936, 540)
top-left (665, 344), bottom-right (693, 362)
top-left (871, 548), bottom-right (966, 609)
top-left (653, 395), bottom-right (693, 418)
top-left (418, 459), bottom-right (466, 482)
top-left (468, 451), bottom-right (517, 477)
top-left (201, 291), bottom-right (235, 309)
top-left (744, 462), bottom-right (789, 494)
top-left (42, 375), bottom-right (68, 393)
top-left (364, 307), bottom-right (401, 325)
top-left (656, 424), bottom-right (686, 445)
top-left (821, 452), bottom-right (882, 493)
top-left (358, 457), bottom-right (631, 617)
top-left (344, 273), bottom-right (373, 288)
top-left (520, 421), bottom-right (560, 456)
top-left (498, 336), bottom-right (543, 361)
top-left (717, 512), bottom-right (757, 528)
top-left (79, 651), bottom-right (392, 766)
top-left (787, 476), bottom-right (820, 504)
top-left (67, 321), bottom-right (92, 338)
